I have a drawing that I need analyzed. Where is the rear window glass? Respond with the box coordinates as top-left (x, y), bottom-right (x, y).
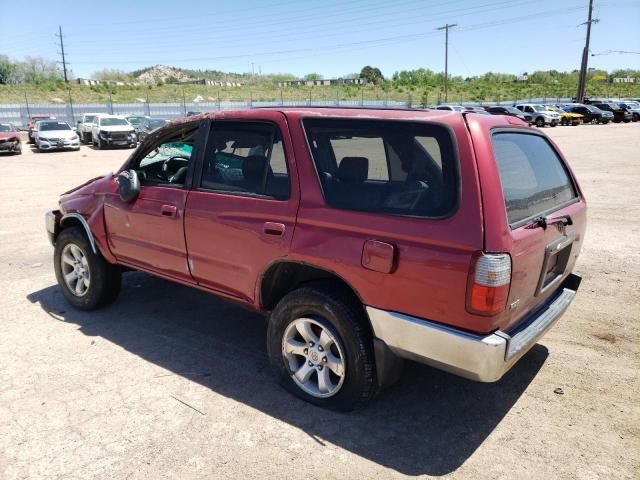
top-left (492, 132), bottom-right (577, 225)
top-left (303, 119), bottom-right (457, 217)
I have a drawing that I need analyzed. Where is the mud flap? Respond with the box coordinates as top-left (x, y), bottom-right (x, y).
top-left (373, 337), bottom-right (404, 389)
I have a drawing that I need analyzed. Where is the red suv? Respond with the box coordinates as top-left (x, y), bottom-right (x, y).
top-left (45, 108), bottom-right (586, 411)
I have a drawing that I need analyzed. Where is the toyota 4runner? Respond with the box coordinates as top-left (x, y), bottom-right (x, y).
top-left (45, 108), bottom-right (586, 411)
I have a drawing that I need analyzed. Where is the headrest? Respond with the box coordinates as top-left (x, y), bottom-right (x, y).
top-left (242, 155), bottom-right (267, 183)
top-left (338, 157), bottom-right (368, 183)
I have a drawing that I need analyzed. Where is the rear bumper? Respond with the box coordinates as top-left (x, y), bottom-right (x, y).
top-left (367, 273), bottom-right (581, 382)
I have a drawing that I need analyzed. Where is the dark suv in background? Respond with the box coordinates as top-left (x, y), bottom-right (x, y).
top-left (486, 105), bottom-right (530, 123)
top-left (563, 104), bottom-right (613, 124)
top-left (592, 103), bottom-right (632, 123)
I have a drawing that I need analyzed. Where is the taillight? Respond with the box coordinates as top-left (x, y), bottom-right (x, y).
top-left (466, 252), bottom-right (511, 316)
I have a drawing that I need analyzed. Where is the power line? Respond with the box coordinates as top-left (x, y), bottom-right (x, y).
top-left (55, 25), bottom-right (70, 83)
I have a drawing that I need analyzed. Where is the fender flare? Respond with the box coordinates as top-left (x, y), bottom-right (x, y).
top-left (61, 213), bottom-right (98, 254)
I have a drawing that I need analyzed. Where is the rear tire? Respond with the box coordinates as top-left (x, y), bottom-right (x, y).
top-left (54, 227), bottom-right (121, 311)
top-left (267, 285), bottom-right (377, 411)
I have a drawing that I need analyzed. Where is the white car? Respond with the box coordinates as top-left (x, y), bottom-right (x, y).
top-left (91, 115), bottom-right (137, 149)
top-left (76, 113), bottom-right (101, 144)
top-left (514, 104), bottom-right (561, 127)
top-left (35, 120), bottom-right (80, 152)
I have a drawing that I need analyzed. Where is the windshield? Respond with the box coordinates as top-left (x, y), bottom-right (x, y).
top-left (84, 115), bottom-right (97, 123)
top-left (532, 106), bottom-right (546, 112)
top-left (100, 118), bottom-right (129, 127)
top-left (148, 119), bottom-right (167, 130)
top-left (606, 103), bottom-right (622, 110)
top-left (0, 124), bottom-right (14, 132)
top-left (127, 116), bottom-right (146, 125)
top-left (40, 122), bottom-right (71, 131)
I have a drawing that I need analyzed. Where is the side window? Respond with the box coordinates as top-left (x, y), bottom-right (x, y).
top-left (304, 119), bottom-right (458, 217)
top-left (133, 126), bottom-right (198, 187)
top-left (200, 122), bottom-right (290, 200)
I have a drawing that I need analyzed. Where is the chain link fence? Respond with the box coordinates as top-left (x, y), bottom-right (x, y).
top-left (0, 95), bottom-right (577, 127)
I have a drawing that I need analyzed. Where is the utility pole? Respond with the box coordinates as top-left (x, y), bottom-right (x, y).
top-left (576, 0), bottom-right (598, 103)
top-left (437, 23), bottom-right (457, 103)
top-left (55, 25), bottom-right (69, 83)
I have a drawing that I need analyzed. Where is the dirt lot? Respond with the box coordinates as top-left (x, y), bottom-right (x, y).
top-left (0, 123), bottom-right (638, 480)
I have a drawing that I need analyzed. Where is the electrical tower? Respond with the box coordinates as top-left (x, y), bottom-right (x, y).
top-left (437, 23), bottom-right (458, 103)
top-left (55, 25), bottom-right (70, 83)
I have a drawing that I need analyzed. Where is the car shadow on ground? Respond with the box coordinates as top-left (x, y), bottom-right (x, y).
top-left (27, 272), bottom-right (548, 476)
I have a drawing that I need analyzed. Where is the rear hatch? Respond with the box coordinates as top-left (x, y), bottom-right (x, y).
top-left (485, 128), bottom-right (586, 333)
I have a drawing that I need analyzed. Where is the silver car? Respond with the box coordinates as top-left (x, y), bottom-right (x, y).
top-left (35, 120), bottom-right (80, 151)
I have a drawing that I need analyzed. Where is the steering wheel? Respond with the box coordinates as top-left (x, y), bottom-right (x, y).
top-left (161, 156), bottom-right (190, 180)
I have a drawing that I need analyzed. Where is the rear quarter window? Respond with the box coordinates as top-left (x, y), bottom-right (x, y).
top-left (303, 118), bottom-right (458, 218)
top-left (492, 132), bottom-right (578, 226)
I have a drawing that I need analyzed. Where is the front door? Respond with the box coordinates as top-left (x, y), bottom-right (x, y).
top-left (184, 113), bottom-right (299, 302)
top-left (104, 123), bottom-right (200, 281)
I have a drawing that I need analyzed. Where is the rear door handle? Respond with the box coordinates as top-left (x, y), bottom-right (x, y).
top-left (263, 222), bottom-right (285, 236)
top-left (160, 205), bottom-right (177, 217)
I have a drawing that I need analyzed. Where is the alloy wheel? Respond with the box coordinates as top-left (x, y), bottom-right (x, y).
top-left (60, 243), bottom-right (91, 296)
top-left (282, 317), bottom-right (346, 398)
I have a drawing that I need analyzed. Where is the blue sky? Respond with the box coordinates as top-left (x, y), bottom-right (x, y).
top-left (1, 0), bottom-right (638, 79)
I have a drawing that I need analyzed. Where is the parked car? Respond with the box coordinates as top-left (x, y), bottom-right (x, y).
top-left (464, 106), bottom-right (491, 115)
top-left (593, 103), bottom-right (632, 123)
top-left (35, 120), bottom-right (80, 152)
top-left (562, 104), bottom-right (612, 124)
top-left (435, 105), bottom-right (466, 111)
top-left (0, 123), bottom-right (22, 154)
top-left (546, 106), bottom-right (583, 126)
top-left (91, 115), bottom-right (137, 149)
top-left (514, 104), bottom-right (560, 127)
top-left (125, 115), bottom-right (150, 140)
top-left (27, 115), bottom-right (56, 144)
top-left (76, 113), bottom-right (101, 144)
top-left (45, 108), bottom-right (586, 411)
top-left (136, 118), bottom-right (169, 142)
top-left (485, 105), bottom-right (529, 123)
top-left (617, 102), bottom-right (640, 122)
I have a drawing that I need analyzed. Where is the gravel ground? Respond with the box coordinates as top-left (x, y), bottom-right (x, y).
top-left (0, 123), bottom-right (638, 480)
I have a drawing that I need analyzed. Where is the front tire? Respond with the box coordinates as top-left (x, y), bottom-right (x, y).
top-left (267, 285), bottom-right (377, 411)
top-left (535, 117), bottom-right (544, 127)
top-left (54, 227), bottom-right (121, 311)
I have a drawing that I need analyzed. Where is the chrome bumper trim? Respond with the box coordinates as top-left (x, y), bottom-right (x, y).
top-left (366, 284), bottom-right (578, 382)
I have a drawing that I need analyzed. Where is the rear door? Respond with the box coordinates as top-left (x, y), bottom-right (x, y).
top-left (183, 112), bottom-right (299, 303)
top-left (485, 128), bottom-right (586, 332)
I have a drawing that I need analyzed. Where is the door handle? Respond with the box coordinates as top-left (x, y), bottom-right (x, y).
top-left (263, 222), bottom-right (285, 236)
top-left (160, 205), bottom-right (177, 217)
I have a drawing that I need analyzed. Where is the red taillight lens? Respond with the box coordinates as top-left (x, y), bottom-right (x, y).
top-left (466, 252), bottom-right (511, 316)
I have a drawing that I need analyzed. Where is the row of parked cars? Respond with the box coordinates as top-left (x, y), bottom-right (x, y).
top-left (435, 100), bottom-right (640, 127)
top-left (11, 114), bottom-right (170, 154)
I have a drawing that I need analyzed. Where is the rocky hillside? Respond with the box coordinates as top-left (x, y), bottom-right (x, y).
top-left (135, 65), bottom-right (195, 84)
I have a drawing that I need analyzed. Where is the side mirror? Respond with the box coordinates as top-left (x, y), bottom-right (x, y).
top-left (116, 169), bottom-right (140, 203)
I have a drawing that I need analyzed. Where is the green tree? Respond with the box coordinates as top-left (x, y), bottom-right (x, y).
top-left (360, 65), bottom-right (384, 84)
top-left (304, 73), bottom-right (323, 81)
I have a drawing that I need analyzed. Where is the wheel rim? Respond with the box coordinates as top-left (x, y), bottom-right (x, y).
top-left (282, 317), bottom-right (346, 398)
top-left (60, 243), bottom-right (91, 297)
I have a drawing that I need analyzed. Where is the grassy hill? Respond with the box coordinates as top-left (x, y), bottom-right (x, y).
top-left (1, 79), bottom-right (638, 106)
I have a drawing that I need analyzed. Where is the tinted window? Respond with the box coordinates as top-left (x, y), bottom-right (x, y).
top-left (200, 122), bottom-right (290, 200)
top-left (303, 119), bottom-right (457, 217)
top-left (492, 132), bottom-right (577, 225)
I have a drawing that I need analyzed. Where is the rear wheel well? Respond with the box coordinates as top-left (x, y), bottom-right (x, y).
top-left (260, 262), bottom-right (364, 313)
